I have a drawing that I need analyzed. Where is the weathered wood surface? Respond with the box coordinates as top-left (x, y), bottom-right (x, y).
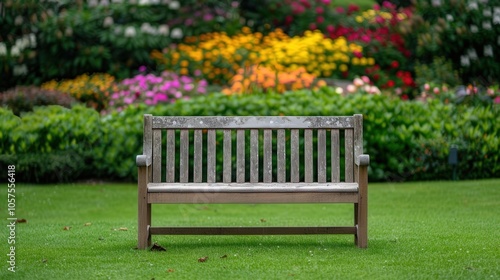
top-left (148, 182), bottom-right (359, 192)
top-left (137, 114), bottom-right (369, 249)
top-left (152, 116), bottom-right (354, 129)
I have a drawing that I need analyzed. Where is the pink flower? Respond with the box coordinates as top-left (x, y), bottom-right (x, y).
top-left (321, 0), bottom-right (331, 5)
top-left (494, 96), bottom-right (500, 104)
top-left (155, 94), bottom-right (168, 102)
top-left (316, 6), bottom-right (324, 14)
top-left (433, 87), bottom-right (440, 94)
top-left (124, 97), bottom-right (134, 104)
top-left (316, 16), bottom-right (324, 24)
top-left (326, 25), bottom-right (335, 34)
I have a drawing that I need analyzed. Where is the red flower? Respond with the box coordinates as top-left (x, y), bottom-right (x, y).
top-left (347, 4), bottom-right (360, 15)
top-left (316, 6), bottom-right (324, 14)
top-left (387, 80), bottom-right (395, 87)
top-left (326, 25), bottom-right (335, 34)
top-left (391, 61), bottom-right (399, 69)
top-left (309, 23), bottom-right (317, 30)
top-left (316, 16), bottom-right (324, 24)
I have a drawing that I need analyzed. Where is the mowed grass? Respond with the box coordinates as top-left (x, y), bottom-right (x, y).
top-left (1, 180), bottom-right (499, 279)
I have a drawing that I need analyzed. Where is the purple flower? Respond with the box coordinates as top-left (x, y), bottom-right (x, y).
top-left (184, 84), bottom-right (194, 91)
top-left (155, 94), bottom-right (168, 102)
top-left (138, 65), bottom-right (147, 72)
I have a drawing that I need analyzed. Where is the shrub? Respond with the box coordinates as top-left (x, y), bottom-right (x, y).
top-left (1, 89), bottom-right (498, 183)
top-left (107, 70), bottom-right (209, 112)
top-left (41, 73), bottom-right (117, 112)
top-left (407, 0), bottom-right (500, 85)
top-left (0, 86), bottom-right (78, 116)
top-left (0, 0), bottom-right (242, 89)
top-left (0, 105), bottom-right (103, 183)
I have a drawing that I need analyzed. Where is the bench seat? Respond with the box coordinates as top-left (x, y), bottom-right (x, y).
top-left (147, 182), bottom-right (359, 193)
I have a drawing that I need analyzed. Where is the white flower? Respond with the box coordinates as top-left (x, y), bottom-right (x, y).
top-left (100, 0), bottom-right (110, 6)
top-left (468, 1), bottom-right (478, 10)
top-left (460, 55), bottom-right (470, 66)
top-left (103, 16), bottom-right (114, 27)
top-left (11, 45), bottom-right (20, 57)
top-left (29, 33), bottom-right (36, 48)
top-left (88, 0), bottom-right (98, 7)
top-left (446, 14), bottom-right (454, 21)
top-left (431, 0), bottom-right (441, 7)
top-left (141, 22), bottom-right (154, 34)
top-left (484, 45), bottom-right (494, 57)
top-left (14, 15), bottom-right (23, 26)
top-left (494, 15), bottom-right (500, 25)
top-left (483, 21), bottom-right (492, 30)
top-left (467, 48), bottom-right (478, 60)
top-left (124, 26), bottom-right (137, 37)
top-left (0, 43), bottom-right (7, 56)
top-left (158, 24), bottom-right (169, 36)
top-left (169, 1), bottom-right (180, 9)
top-left (335, 87), bottom-right (343, 94)
top-left (170, 27), bottom-right (183, 39)
top-left (483, 9), bottom-right (492, 17)
top-left (13, 64), bottom-right (28, 76)
top-left (470, 25), bottom-right (479, 33)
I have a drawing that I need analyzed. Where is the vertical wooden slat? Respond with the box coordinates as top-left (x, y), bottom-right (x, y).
top-left (237, 130), bottom-right (245, 183)
top-left (263, 129), bottom-right (272, 183)
top-left (304, 129), bottom-right (313, 183)
top-left (317, 129), bottom-right (326, 183)
top-left (207, 130), bottom-right (216, 183)
top-left (152, 129), bottom-right (162, 182)
top-left (193, 130), bottom-right (203, 183)
top-left (180, 130), bottom-right (189, 183)
top-left (250, 129), bottom-right (259, 183)
top-left (223, 129), bottom-right (232, 183)
top-left (143, 115), bottom-right (153, 158)
top-left (345, 129), bottom-right (354, 182)
top-left (166, 130), bottom-right (176, 183)
top-left (331, 129), bottom-right (340, 183)
top-left (354, 114), bottom-right (364, 161)
top-left (290, 129), bottom-right (300, 183)
top-left (277, 129), bottom-right (286, 183)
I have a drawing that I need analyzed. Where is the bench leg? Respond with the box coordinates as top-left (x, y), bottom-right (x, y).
top-left (355, 202), bottom-right (367, 248)
top-left (138, 166), bottom-right (151, 249)
top-left (138, 203), bottom-right (151, 249)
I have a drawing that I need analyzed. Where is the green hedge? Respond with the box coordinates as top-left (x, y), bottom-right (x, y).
top-left (1, 89), bottom-right (498, 183)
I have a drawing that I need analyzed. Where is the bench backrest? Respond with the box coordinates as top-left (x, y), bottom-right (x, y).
top-left (142, 115), bottom-right (364, 183)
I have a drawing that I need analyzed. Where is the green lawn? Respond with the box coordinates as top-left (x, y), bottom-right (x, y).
top-left (1, 180), bottom-right (499, 279)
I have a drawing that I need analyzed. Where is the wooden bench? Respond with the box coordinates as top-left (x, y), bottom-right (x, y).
top-left (137, 114), bottom-right (370, 249)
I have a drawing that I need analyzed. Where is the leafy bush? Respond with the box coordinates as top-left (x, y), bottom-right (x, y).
top-left (407, 0), bottom-right (500, 85)
top-left (0, 0), bottom-right (242, 90)
top-left (1, 90), bottom-right (498, 183)
top-left (41, 73), bottom-right (117, 112)
top-left (0, 105), bottom-right (103, 182)
top-left (0, 86), bottom-right (78, 116)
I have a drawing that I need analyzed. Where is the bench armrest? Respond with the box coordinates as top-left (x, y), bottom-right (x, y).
top-left (136, 155), bottom-right (152, 167)
top-left (355, 154), bottom-right (370, 166)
